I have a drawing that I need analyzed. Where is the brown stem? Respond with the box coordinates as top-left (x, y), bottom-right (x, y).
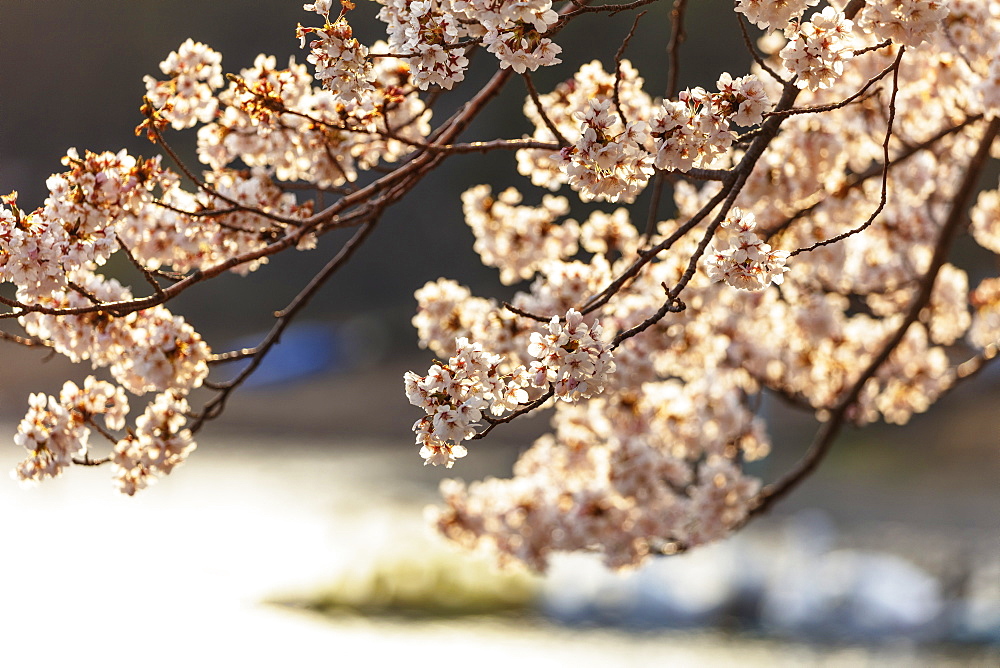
top-left (523, 72), bottom-right (571, 148)
top-left (191, 219), bottom-right (379, 433)
top-left (791, 47), bottom-right (905, 256)
top-left (665, 0), bottom-right (687, 99)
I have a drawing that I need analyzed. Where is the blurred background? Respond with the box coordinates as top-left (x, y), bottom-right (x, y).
top-left (1, 1), bottom-right (999, 665)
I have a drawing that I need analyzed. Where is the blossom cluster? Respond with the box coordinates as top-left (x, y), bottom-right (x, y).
top-left (19, 271), bottom-right (210, 396)
top-left (969, 277), bottom-right (1000, 350)
top-left (376, 0), bottom-right (561, 89)
top-left (377, 0), bottom-right (470, 90)
top-left (518, 60), bottom-right (653, 194)
top-left (527, 309), bottom-right (616, 401)
top-left (0, 142), bottom-right (213, 495)
top-left (0, 150), bottom-right (163, 299)
top-left (111, 391), bottom-right (196, 496)
top-left (193, 47), bottom-right (429, 189)
top-left (650, 74), bottom-right (770, 172)
top-left (121, 168), bottom-right (314, 277)
top-left (516, 62), bottom-right (771, 201)
top-left (857, 0), bottom-right (949, 48)
top-left (461, 185), bottom-right (576, 285)
top-left (298, 11), bottom-right (376, 105)
top-left (11, 373), bottom-right (196, 494)
top-left (475, 0), bottom-right (562, 74)
top-left (703, 208), bottom-right (790, 291)
top-left (405, 337), bottom-right (530, 468)
top-left (430, 377), bottom-right (768, 570)
top-left (562, 99), bottom-right (654, 203)
top-left (143, 38), bottom-right (224, 130)
top-left (780, 7), bottom-right (856, 90)
top-left (407, 307), bottom-right (614, 467)
top-left (13, 378), bottom-right (128, 483)
top-left (406, 0), bottom-right (1000, 564)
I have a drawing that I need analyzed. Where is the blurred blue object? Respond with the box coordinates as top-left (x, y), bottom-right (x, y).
top-left (222, 319), bottom-right (385, 388)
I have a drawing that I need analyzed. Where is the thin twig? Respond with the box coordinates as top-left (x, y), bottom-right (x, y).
top-left (523, 72), bottom-right (571, 147)
top-left (737, 11), bottom-right (786, 85)
top-left (765, 49), bottom-right (899, 120)
top-left (665, 0), bottom-right (688, 99)
top-left (148, 122), bottom-right (303, 227)
top-left (152, 200), bottom-right (241, 218)
top-left (191, 219), bottom-right (379, 433)
top-left (555, 0), bottom-right (659, 24)
top-left (0, 330), bottom-right (53, 348)
top-left (764, 113), bottom-right (983, 241)
top-left (115, 233), bottom-right (165, 298)
top-left (613, 11), bottom-right (646, 125)
top-left (791, 48), bottom-right (905, 256)
top-left (503, 302), bottom-right (551, 323)
top-left (580, 184), bottom-right (729, 316)
top-left (471, 386), bottom-right (556, 440)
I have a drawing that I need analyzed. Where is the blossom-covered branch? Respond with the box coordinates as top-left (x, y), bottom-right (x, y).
top-left (5, 0), bottom-right (1000, 574)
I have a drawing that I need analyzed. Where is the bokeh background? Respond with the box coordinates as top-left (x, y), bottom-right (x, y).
top-left (1, 1), bottom-right (998, 665)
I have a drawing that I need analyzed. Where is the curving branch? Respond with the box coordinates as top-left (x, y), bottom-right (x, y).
top-left (791, 47), bottom-right (905, 256)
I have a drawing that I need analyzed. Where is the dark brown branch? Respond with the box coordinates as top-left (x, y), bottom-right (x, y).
top-left (953, 343), bottom-right (1000, 383)
top-left (208, 347), bottom-right (258, 364)
top-left (853, 38), bottom-right (893, 56)
top-left (0, 293), bottom-right (22, 310)
top-left (736, 12), bottom-right (786, 85)
top-left (933, 343), bottom-right (1000, 403)
top-left (503, 301), bottom-right (551, 323)
top-left (0, 330), bottom-right (53, 348)
top-left (611, 294), bottom-right (685, 347)
top-left (612, 11), bottom-right (646, 125)
top-left (843, 0), bottom-right (868, 20)
top-left (665, 0), bottom-right (687, 99)
top-left (556, 0), bottom-right (660, 24)
top-left (368, 39), bottom-right (480, 59)
top-left (190, 219), bottom-right (379, 433)
top-left (152, 200), bottom-right (241, 219)
top-left (471, 386), bottom-right (556, 440)
top-left (115, 233), bottom-right (165, 298)
top-left (580, 184), bottom-right (729, 316)
top-left (72, 454), bottom-right (112, 467)
top-left (685, 168), bottom-right (734, 182)
top-left (523, 72), bottom-right (571, 148)
top-left (379, 127), bottom-right (559, 154)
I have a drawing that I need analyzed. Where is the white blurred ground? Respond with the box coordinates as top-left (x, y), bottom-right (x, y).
top-left (2, 432), bottom-right (996, 667)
